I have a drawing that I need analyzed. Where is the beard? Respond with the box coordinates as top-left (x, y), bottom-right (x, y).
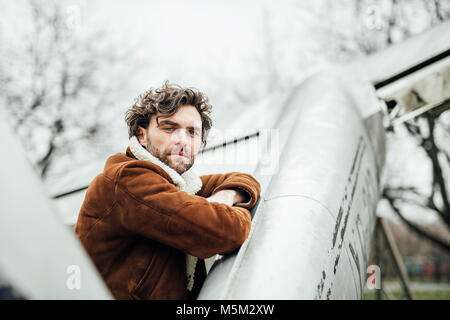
top-left (145, 135), bottom-right (195, 175)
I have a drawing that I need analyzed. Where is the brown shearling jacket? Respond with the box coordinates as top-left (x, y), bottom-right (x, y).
top-left (75, 147), bottom-right (261, 300)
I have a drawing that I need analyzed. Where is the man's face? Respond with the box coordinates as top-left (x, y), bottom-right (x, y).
top-left (138, 105), bottom-right (203, 175)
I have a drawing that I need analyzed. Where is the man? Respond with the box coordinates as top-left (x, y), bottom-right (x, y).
top-left (75, 82), bottom-right (261, 300)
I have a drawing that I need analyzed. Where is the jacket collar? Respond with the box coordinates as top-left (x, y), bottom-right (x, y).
top-left (128, 136), bottom-right (202, 195)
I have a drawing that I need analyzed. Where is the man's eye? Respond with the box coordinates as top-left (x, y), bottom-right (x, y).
top-left (163, 127), bottom-right (174, 132)
top-left (191, 130), bottom-right (201, 137)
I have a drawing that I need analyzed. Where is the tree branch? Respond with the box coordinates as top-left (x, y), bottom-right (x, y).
top-left (384, 186), bottom-right (449, 225)
top-left (383, 190), bottom-right (450, 252)
top-left (425, 115), bottom-right (450, 214)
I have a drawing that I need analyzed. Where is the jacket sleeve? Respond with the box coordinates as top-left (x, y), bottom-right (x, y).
top-left (113, 163), bottom-right (255, 259)
top-left (197, 172), bottom-right (261, 209)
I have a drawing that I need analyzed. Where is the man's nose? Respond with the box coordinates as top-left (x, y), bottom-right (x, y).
top-left (172, 128), bottom-right (189, 145)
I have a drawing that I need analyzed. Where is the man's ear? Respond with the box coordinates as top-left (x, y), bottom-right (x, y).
top-left (136, 126), bottom-right (147, 148)
top-left (200, 140), bottom-right (207, 152)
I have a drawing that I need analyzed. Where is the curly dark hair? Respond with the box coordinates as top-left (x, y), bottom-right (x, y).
top-left (125, 81), bottom-right (213, 147)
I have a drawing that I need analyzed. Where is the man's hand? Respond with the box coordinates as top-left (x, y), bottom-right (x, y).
top-left (206, 189), bottom-right (248, 206)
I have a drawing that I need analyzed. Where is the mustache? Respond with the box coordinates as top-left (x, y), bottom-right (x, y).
top-left (167, 145), bottom-right (192, 158)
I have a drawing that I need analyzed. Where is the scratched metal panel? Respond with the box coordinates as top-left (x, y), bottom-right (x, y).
top-left (0, 111), bottom-right (113, 299)
top-left (198, 71), bottom-right (384, 299)
top-left (218, 199), bottom-right (359, 299)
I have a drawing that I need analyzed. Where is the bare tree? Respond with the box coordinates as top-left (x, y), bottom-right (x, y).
top-left (383, 110), bottom-right (450, 252)
top-left (0, 0), bottom-right (133, 179)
